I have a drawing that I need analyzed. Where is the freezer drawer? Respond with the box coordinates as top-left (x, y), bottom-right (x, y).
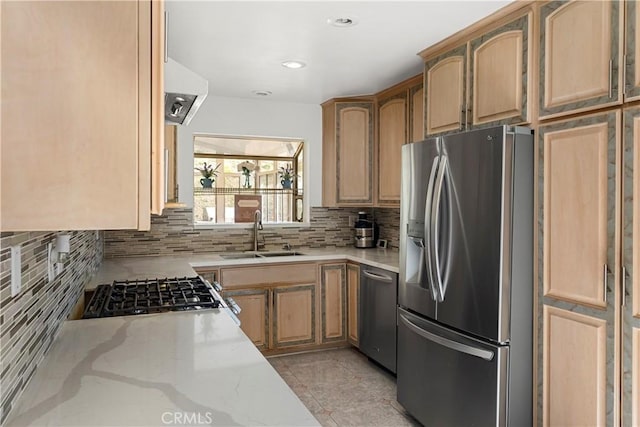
top-left (359, 267), bottom-right (397, 373)
top-left (397, 307), bottom-right (508, 427)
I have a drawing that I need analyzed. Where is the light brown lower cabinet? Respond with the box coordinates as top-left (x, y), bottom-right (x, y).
top-left (222, 284), bottom-right (316, 352)
top-left (320, 264), bottom-right (347, 343)
top-left (537, 109), bottom-right (640, 426)
top-left (214, 263), bottom-right (320, 353)
top-left (212, 261), bottom-right (363, 354)
top-left (223, 288), bottom-right (269, 350)
top-left (622, 107), bottom-right (640, 427)
top-left (347, 264), bottom-right (360, 346)
top-left (272, 284), bottom-right (316, 348)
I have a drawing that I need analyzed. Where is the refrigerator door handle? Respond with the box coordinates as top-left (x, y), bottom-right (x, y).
top-left (431, 156), bottom-right (448, 302)
top-left (424, 156), bottom-right (440, 301)
top-left (399, 313), bottom-right (494, 361)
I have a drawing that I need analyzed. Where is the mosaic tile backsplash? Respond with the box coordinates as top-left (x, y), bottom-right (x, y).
top-left (0, 231), bottom-right (103, 424)
top-left (104, 207), bottom-right (400, 258)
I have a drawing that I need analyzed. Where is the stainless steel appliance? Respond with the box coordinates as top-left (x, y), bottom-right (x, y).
top-left (82, 276), bottom-right (240, 324)
top-left (397, 125), bottom-right (533, 427)
top-left (354, 211), bottom-right (377, 248)
top-left (359, 266), bottom-right (397, 373)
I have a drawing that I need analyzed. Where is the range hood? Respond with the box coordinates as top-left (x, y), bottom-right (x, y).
top-left (165, 58), bottom-right (208, 126)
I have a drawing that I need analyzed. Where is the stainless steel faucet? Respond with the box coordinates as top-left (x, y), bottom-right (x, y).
top-left (253, 210), bottom-right (263, 251)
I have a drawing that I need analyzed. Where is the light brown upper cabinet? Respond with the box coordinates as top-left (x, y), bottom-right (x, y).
top-left (322, 98), bottom-right (374, 207)
top-left (537, 111), bottom-right (620, 427)
top-left (374, 74), bottom-right (422, 206)
top-left (377, 91), bottom-right (407, 205)
top-left (422, 11), bottom-right (531, 135)
top-left (1, 0), bottom-right (164, 231)
top-left (408, 81), bottom-right (425, 143)
top-left (539, 1), bottom-right (622, 119)
top-left (469, 13), bottom-right (531, 127)
top-left (625, 1), bottom-right (640, 101)
top-left (424, 45), bottom-right (468, 136)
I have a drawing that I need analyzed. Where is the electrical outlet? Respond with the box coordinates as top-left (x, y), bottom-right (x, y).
top-left (349, 215), bottom-right (357, 227)
top-left (10, 246), bottom-right (21, 297)
top-left (95, 230), bottom-right (100, 241)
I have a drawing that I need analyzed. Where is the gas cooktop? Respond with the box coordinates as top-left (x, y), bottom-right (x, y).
top-left (82, 276), bottom-right (223, 319)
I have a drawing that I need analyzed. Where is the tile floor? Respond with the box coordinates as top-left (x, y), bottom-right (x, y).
top-left (268, 347), bottom-right (421, 427)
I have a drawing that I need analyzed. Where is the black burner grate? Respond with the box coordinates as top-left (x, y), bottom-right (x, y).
top-left (82, 276), bottom-right (222, 319)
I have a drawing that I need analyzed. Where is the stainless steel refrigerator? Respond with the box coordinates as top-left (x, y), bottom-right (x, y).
top-left (397, 125), bottom-right (533, 427)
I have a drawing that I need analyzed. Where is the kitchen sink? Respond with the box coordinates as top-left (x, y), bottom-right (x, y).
top-left (220, 253), bottom-right (264, 260)
top-left (220, 251), bottom-right (306, 260)
top-left (258, 251), bottom-right (306, 257)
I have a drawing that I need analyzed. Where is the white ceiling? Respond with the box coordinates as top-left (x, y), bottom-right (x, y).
top-left (166, 1), bottom-right (510, 105)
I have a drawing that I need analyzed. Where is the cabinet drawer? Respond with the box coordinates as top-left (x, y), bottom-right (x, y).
top-left (220, 263), bottom-right (317, 289)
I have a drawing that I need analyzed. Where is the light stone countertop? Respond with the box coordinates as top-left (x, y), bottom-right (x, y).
top-left (5, 310), bottom-right (319, 427)
top-left (87, 247), bottom-right (399, 289)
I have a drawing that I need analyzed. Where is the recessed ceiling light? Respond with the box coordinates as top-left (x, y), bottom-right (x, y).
top-left (252, 90), bottom-right (272, 97)
top-left (282, 60), bottom-right (306, 69)
top-left (328, 17), bottom-right (358, 27)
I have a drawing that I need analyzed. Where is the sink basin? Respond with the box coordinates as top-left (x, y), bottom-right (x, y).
top-left (220, 251), bottom-right (306, 259)
top-left (220, 253), bottom-right (264, 260)
top-left (259, 251), bottom-right (306, 257)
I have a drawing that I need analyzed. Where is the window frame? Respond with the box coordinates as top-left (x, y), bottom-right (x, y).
top-left (191, 135), bottom-right (306, 227)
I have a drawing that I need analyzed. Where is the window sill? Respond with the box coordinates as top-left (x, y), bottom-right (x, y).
top-left (193, 221), bottom-right (310, 230)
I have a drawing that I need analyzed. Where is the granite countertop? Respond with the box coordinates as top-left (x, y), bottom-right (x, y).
top-left (87, 247), bottom-right (399, 289)
top-left (4, 310), bottom-right (319, 427)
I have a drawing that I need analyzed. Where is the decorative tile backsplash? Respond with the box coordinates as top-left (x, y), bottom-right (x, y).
top-left (0, 231), bottom-right (102, 424)
top-left (104, 207), bottom-right (400, 258)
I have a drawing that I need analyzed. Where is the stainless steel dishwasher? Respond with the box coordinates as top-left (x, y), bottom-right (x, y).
top-left (359, 266), bottom-right (398, 373)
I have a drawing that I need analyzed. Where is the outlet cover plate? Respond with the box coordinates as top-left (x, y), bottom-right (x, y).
top-left (47, 243), bottom-right (56, 282)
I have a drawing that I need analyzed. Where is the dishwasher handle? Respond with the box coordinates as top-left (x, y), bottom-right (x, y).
top-left (362, 270), bottom-right (394, 282)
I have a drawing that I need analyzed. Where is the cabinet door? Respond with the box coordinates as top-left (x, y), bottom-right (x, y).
top-left (408, 82), bottom-right (424, 143)
top-left (537, 111), bottom-right (619, 427)
top-left (469, 13), bottom-right (530, 127)
top-left (625, 0), bottom-right (640, 101)
top-left (424, 45), bottom-right (467, 136)
top-left (336, 103), bottom-right (374, 205)
top-left (224, 288), bottom-right (269, 350)
top-left (347, 264), bottom-right (360, 346)
top-left (322, 102), bottom-right (338, 207)
top-left (622, 107), bottom-right (640, 427)
top-left (320, 264), bottom-right (347, 343)
top-left (272, 284), bottom-right (316, 348)
top-left (197, 269), bottom-right (219, 285)
top-left (377, 94), bottom-right (407, 205)
top-left (539, 1), bottom-right (621, 119)
top-left (1, 0), bottom-right (158, 231)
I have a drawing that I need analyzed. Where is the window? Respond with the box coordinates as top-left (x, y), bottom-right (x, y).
top-left (193, 135), bottom-right (304, 225)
